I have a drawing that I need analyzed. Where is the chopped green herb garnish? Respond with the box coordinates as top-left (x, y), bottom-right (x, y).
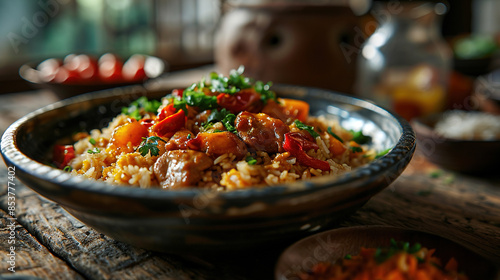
top-left (209, 65), bottom-right (252, 94)
top-left (327, 127), bottom-right (344, 143)
top-left (206, 108), bottom-right (237, 134)
top-left (89, 138), bottom-right (96, 145)
top-left (173, 89), bottom-right (218, 113)
top-left (254, 81), bottom-right (278, 104)
top-left (137, 136), bottom-right (167, 157)
top-left (122, 96), bottom-right (161, 120)
top-left (350, 146), bottom-right (363, 153)
top-left (344, 254), bottom-right (352, 260)
top-left (375, 148), bottom-right (391, 159)
top-left (351, 130), bottom-right (372, 144)
top-left (187, 134), bottom-right (192, 140)
top-left (63, 166), bottom-right (73, 172)
top-left (374, 239), bottom-right (423, 264)
top-left (87, 148), bottom-right (101, 154)
top-left (294, 120), bottom-right (319, 138)
top-left (429, 169), bottom-right (443, 178)
top-left (245, 156), bottom-right (257, 165)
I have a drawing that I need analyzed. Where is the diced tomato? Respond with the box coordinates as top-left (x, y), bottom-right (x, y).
top-left (53, 145), bottom-right (75, 169)
top-left (153, 109), bottom-right (186, 137)
top-left (216, 89), bottom-right (263, 114)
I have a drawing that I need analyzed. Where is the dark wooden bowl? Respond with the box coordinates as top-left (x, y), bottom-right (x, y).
top-left (275, 226), bottom-right (499, 280)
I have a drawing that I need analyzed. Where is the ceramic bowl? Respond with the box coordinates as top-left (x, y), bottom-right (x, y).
top-left (411, 113), bottom-right (500, 174)
top-left (275, 226), bottom-right (498, 280)
top-left (1, 85), bottom-right (415, 253)
top-left (19, 55), bottom-right (166, 99)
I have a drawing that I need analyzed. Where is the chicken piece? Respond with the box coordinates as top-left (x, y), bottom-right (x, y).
top-left (189, 131), bottom-right (248, 159)
top-left (165, 129), bottom-right (192, 150)
top-left (154, 150), bottom-right (213, 189)
top-left (235, 111), bottom-right (290, 153)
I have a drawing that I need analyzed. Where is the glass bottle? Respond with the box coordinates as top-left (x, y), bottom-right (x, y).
top-left (356, 1), bottom-right (452, 120)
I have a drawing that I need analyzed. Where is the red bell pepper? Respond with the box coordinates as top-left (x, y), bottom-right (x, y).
top-left (216, 89), bottom-right (262, 114)
top-left (283, 132), bottom-right (330, 171)
top-left (53, 145), bottom-right (75, 169)
top-left (153, 109), bottom-right (186, 137)
top-left (157, 104), bottom-right (177, 121)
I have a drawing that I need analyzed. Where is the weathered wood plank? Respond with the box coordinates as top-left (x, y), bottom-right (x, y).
top-left (0, 208), bottom-right (85, 279)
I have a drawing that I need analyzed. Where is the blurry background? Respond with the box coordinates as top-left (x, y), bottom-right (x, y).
top-left (0, 0), bottom-right (499, 94)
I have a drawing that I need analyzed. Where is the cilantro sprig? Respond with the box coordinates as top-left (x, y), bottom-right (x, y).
top-left (294, 120), bottom-right (320, 138)
top-left (173, 83), bottom-right (218, 114)
top-left (137, 136), bottom-right (167, 157)
top-left (122, 96), bottom-right (161, 120)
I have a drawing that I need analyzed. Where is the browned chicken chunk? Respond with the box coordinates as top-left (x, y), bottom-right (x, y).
top-left (235, 111), bottom-right (290, 153)
top-left (165, 129), bottom-right (192, 150)
top-left (153, 150), bottom-right (213, 189)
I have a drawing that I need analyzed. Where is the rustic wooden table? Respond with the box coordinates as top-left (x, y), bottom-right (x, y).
top-left (1, 73), bottom-right (499, 279)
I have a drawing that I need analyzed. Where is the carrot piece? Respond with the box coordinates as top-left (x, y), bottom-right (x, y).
top-left (279, 98), bottom-right (310, 122)
top-left (111, 120), bottom-right (148, 148)
top-left (329, 136), bottom-right (347, 156)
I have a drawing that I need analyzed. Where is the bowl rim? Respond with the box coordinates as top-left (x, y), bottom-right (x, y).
top-left (1, 84), bottom-right (416, 200)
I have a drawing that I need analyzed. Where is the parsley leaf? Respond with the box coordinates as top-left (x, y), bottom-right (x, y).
top-left (327, 127), bottom-right (344, 143)
top-left (294, 120), bottom-right (320, 138)
top-left (122, 96), bottom-right (161, 120)
top-left (245, 156), bottom-right (257, 165)
top-left (351, 130), bottom-right (372, 144)
top-left (137, 136), bottom-right (167, 157)
top-left (89, 138), bottom-right (96, 145)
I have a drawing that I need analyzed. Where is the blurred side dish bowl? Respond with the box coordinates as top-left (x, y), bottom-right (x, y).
top-left (19, 53), bottom-right (166, 99)
top-left (412, 110), bottom-right (500, 174)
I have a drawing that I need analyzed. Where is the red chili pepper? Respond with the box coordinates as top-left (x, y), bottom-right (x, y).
top-left (283, 132), bottom-right (330, 171)
top-left (157, 104), bottom-right (177, 121)
top-left (53, 145), bottom-right (75, 169)
top-left (216, 89), bottom-right (262, 114)
top-left (153, 109), bottom-right (186, 137)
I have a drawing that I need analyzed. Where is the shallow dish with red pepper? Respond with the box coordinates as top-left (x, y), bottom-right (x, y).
top-left (55, 67), bottom-right (385, 190)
